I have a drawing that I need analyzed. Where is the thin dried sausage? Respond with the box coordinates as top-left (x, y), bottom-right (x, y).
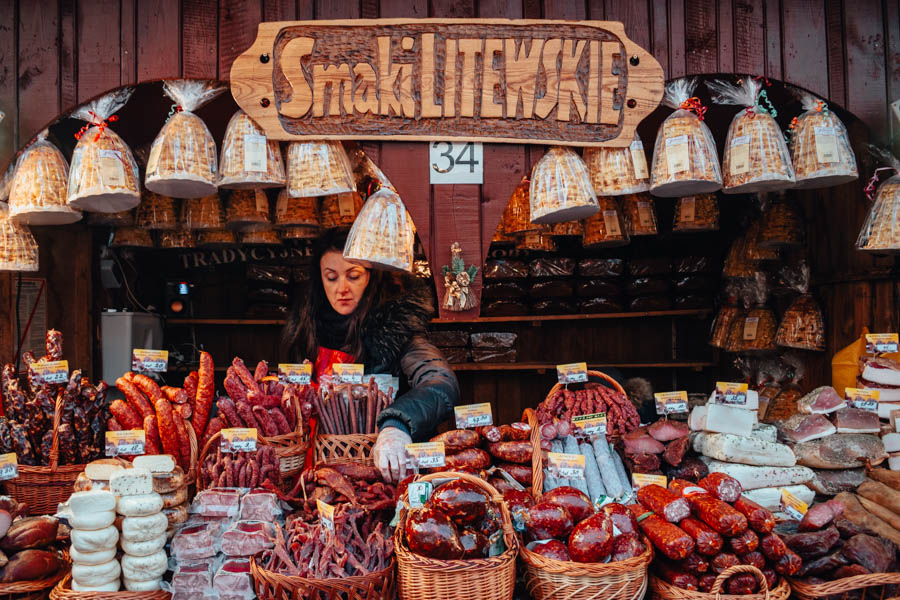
top-left (172, 414), bottom-right (192, 470)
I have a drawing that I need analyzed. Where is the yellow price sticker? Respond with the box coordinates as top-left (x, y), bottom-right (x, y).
top-left (105, 430), bottom-right (146, 456)
top-left (866, 333), bottom-right (899, 354)
top-left (454, 403), bottom-right (493, 428)
top-left (221, 428), bottom-right (258, 453)
top-left (132, 349), bottom-right (168, 373)
top-left (632, 472), bottom-right (667, 491)
top-left (317, 499), bottom-right (336, 531)
top-left (572, 412), bottom-right (607, 435)
top-left (655, 391), bottom-right (689, 415)
top-left (32, 360), bottom-right (68, 385)
top-left (333, 363), bottom-right (364, 384)
top-left (715, 382), bottom-right (749, 406)
top-left (548, 452), bottom-right (585, 480)
top-left (846, 388), bottom-right (879, 412)
top-left (557, 362), bottom-right (588, 384)
top-left (0, 453), bottom-right (18, 481)
top-left (780, 488), bottom-right (808, 520)
top-left (278, 363), bottom-right (312, 385)
top-left (406, 442), bottom-right (446, 469)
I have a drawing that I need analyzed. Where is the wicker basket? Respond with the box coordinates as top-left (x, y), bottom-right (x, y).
top-left (394, 471), bottom-right (518, 600)
top-left (195, 430), bottom-right (270, 492)
top-left (251, 554), bottom-right (395, 600)
top-left (50, 573), bottom-right (170, 600)
top-left (651, 565), bottom-right (790, 600)
top-left (261, 390), bottom-right (308, 477)
top-left (520, 535), bottom-right (652, 600)
top-left (5, 396), bottom-right (87, 515)
top-left (0, 550), bottom-right (69, 599)
top-left (788, 572), bottom-right (900, 600)
top-left (313, 433), bottom-right (376, 466)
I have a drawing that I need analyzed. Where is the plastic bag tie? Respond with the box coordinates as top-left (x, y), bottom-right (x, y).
top-left (864, 167), bottom-right (897, 201)
top-left (166, 104), bottom-right (183, 121)
top-left (679, 97), bottom-right (707, 121)
top-left (74, 111), bottom-right (119, 142)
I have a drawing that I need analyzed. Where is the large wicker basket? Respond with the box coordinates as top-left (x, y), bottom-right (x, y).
top-left (313, 433), bottom-right (377, 466)
top-left (788, 572), bottom-right (900, 600)
top-left (50, 573), bottom-right (170, 600)
top-left (520, 535), bottom-right (652, 600)
top-left (5, 396), bottom-right (87, 515)
top-left (394, 471), bottom-right (518, 600)
top-left (251, 554), bottom-right (395, 600)
top-left (651, 565), bottom-right (790, 600)
top-left (0, 550), bottom-right (69, 599)
top-left (258, 389), bottom-right (307, 477)
top-left (195, 430), bottom-right (270, 492)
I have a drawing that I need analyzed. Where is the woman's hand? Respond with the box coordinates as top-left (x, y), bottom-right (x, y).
top-left (373, 426), bottom-right (412, 483)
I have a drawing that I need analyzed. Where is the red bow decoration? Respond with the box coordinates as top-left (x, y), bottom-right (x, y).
top-left (680, 97), bottom-right (707, 121)
top-left (753, 75), bottom-right (771, 87)
top-left (864, 167), bottom-right (897, 201)
top-left (74, 111), bottom-right (119, 143)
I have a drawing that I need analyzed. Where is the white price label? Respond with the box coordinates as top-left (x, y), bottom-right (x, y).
top-left (602, 210), bottom-right (622, 236)
top-left (132, 349), bottom-right (168, 373)
top-left (665, 135), bottom-right (689, 174)
top-left (278, 363), bottom-right (312, 385)
top-left (430, 141), bottom-right (483, 184)
top-left (243, 134), bottom-right (268, 172)
top-left (814, 126), bottom-right (838, 164)
top-left (547, 452), bottom-right (585, 480)
top-left (729, 135), bottom-right (750, 175)
top-left (105, 430), bottom-right (146, 456)
top-left (679, 197), bottom-right (696, 222)
top-left (630, 140), bottom-right (649, 179)
top-left (406, 442), bottom-right (446, 469)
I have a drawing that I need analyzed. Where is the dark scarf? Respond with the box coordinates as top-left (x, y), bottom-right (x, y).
top-left (315, 305), bottom-right (352, 352)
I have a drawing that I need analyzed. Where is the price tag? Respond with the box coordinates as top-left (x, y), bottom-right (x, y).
top-left (814, 126), bottom-right (838, 164)
top-left (147, 140), bottom-right (162, 174)
top-left (637, 201), bottom-right (654, 228)
top-left (665, 135), bottom-right (690, 174)
top-left (454, 403), bottom-right (493, 428)
top-left (337, 193), bottom-right (356, 217)
top-left (32, 360), bottom-right (68, 385)
top-left (406, 442), bottom-right (446, 469)
top-left (221, 428), bottom-right (258, 453)
top-left (243, 134), bottom-right (268, 172)
top-left (743, 317), bottom-right (760, 341)
top-left (0, 453), bottom-right (17, 481)
top-left (602, 210), bottom-right (622, 236)
top-left (632, 473), bottom-right (667, 491)
top-left (370, 374), bottom-right (398, 398)
top-left (630, 140), bottom-right (649, 179)
top-left (572, 412), bottom-right (607, 435)
top-left (679, 197), bottom-right (696, 222)
top-left (278, 363), bottom-right (312, 385)
top-left (523, 231), bottom-right (541, 246)
top-left (407, 481), bottom-right (434, 508)
top-left (99, 149), bottom-right (125, 187)
top-left (715, 382), bottom-right (748, 406)
top-left (430, 141), bottom-right (484, 184)
top-left (333, 363), bottom-right (364, 384)
top-left (655, 391), bottom-right (689, 415)
top-left (846, 388), bottom-right (879, 412)
top-left (557, 362), bottom-right (588, 384)
top-left (105, 430), bottom-right (146, 456)
top-left (780, 488), bottom-right (808, 520)
top-left (255, 194), bottom-right (269, 214)
top-left (317, 499), bottom-right (336, 531)
top-left (729, 135), bottom-right (751, 175)
top-left (547, 452), bottom-right (585, 480)
top-left (276, 194), bottom-right (288, 216)
top-left (866, 333), bottom-right (899, 354)
top-left (132, 349), bottom-right (168, 373)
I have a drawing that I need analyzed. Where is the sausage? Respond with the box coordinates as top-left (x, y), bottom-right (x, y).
top-left (172, 415), bottom-right (192, 470)
top-left (681, 552), bottom-right (709, 574)
top-left (231, 358), bottom-right (261, 395)
top-left (487, 441), bottom-right (532, 465)
top-left (192, 351), bottom-right (214, 438)
top-left (698, 574), bottom-right (717, 593)
top-left (115, 379), bottom-right (154, 419)
top-left (729, 528), bottom-right (759, 554)
top-left (253, 360), bottom-right (268, 382)
top-left (426, 480), bottom-right (489, 525)
top-left (143, 415), bottom-right (161, 455)
top-left (497, 423), bottom-right (531, 441)
top-left (201, 417), bottom-right (223, 448)
top-left (183, 371), bottom-right (199, 407)
top-left (762, 568), bottom-right (777, 590)
top-left (154, 397), bottom-right (180, 462)
top-left (601, 503), bottom-right (639, 536)
top-left (699, 473), bottom-right (742, 503)
top-left (726, 573), bottom-right (758, 595)
top-left (217, 398), bottom-right (243, 428)
top-left (224, 375), bottom-right (248, 406)
top-left (671, 484), bottom-right (748, 536)
top-left (628, 504), bottom-right (695, 560)
top-left (656, 560), bottom-right (698, 590)
top-left (495, 462), bottom-right (531, 486)
top-left (774, 549), bottom-right (802, 576)
top-left (637, 484), bottom-right (691, 523)
top-left (131, 373), bottom-right (164, 403)
top-left (269, 407), bottom-right (291, 435)
top-left (443, 448), bottom-right (490, 470)
top-left (405, 508), bottom-right (463, 559)
top-left (568, 512), bottom-right (614, 562)
top-left (542, 486), bottom-right (593, 523)
top-left (477, 426), bottom-right (502, 443)
top-left (107, 417), bottom-right (123, 431)
top-left (235, 399), bottom-right (261, 431)
top-left (524, 501), bottom-right (574, 540)
top-left (740, 550), bottom-right (766, 570)
top-left (430, 429), bottom-right (480, 453)
top-left (733, 495), bottom-right (775, 534)
top-left (612, 533), bottom-right (646, 561)
top-left (252, 405), bottom-right (279, 437)
top-left (109, 399), bottom-right (142, 430)
top-left (531, 539), bottom-right (570, 561)
top-left (679, 517), bottom-right (723, 556)
top-left (759, 533), bottom-right (788, 561)
top-left (710, 552), bottom-right (739, 574)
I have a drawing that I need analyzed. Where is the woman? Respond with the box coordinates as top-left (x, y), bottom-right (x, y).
top-left (281, 231), bottom-right (460, 482)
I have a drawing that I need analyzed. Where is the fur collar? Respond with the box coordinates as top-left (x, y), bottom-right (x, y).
top-left (360, 277), bottom-right (434, 373)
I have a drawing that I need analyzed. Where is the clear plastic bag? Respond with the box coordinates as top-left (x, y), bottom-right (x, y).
top-left (775, 261), bottom-right (825, 351)
top-left (722, 235), bottom-right (757, 279)
top-left (67, 88), bottom-right (141, 212)
top-left (673, 193), bottom-right (719, 232)
top-left (745, 218), bottom-right (779, 261)
top-left (529, 258), bottom-right (575, 278)
top-left (736, 274), bottom-right (777, 352)
top-left (484, 259), bottom-right (528, 279)
top-left (145, 80), bottom-right (225, 198)
top-left (764, 354), bottom-right (805, 423)
top-left (707, 78), bottom-right (795, 193)
top-left (9, 130), bottom-right (79, 225)
top-left (710, 305), bottom-right (740, 348)
top-left (759, 195), bottom-right (803, 248)
top-left (581, 196), bottom-right (628, 247)
top-left (516, 230), bottom-right (557, 251)
top-left (240, 230), bottom-right (281, 245)
top-left (621, 193), bottom-right (658, 236)
top-left (319, 192), bottom-right (363, 229)
top-left (343, 187), bottom-right (416, 272)
top-left (583, 132), bottom-right (650, 196)
top-left (274, 189), bottom-right (319, 227)
top-left (857, 149), bottom-right (900, 253)
top-left (197, 230), bottom-right (237, 247)
top-left (159, 229), bottom-right (196, 249)
top-left (182, 194), bottom-right (225, 230)
top-left (501, 177), bottom-right (539, 234)
top-left (529, 147), bottom-right (598, 223)
top-left (217, 110), bottom-right (286, 189)
top-left (281, 225), bottom-right (320, 240)
top-left (226, 190), bottom-right (270, 232)
top-left (111, 226), bottom-right (153, 248)
top-left (649, 78), bottom-right (722, 197)
top-left (286, 140), bottom-right (354, 198)
top-left (136, 191), bottom-right (179, 230)
top-left (577, 258), bottom-right (624, 278)
top-left (789, 89), bottom-right (857, 188)
top-left (548, 220), bottom-right (583, 236)
top-left (0, 170), bottom-right (39, 271)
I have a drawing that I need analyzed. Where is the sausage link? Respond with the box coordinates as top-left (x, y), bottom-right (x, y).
top-left (217, 398), bottom-right (243, 428)
top-left (172, 414), bottom-right (192, 470)
top-left (110, 399), bottom-right (142, 429)
top-left (154, 397), bottom-right (181, 462)
top-left (143, 415), bottom-right (161, 455)
top-left (192, 352), bottom-right (214, 439)
top-left (252, 405), bottom-right (279, 437)
top-left (115, 379), bottom-right (154, 419)
top-left (269, 407), bottom-right (291, 435)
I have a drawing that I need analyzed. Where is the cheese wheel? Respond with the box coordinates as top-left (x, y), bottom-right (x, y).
top-left (71, 525), bottom-right (119, 553)
top-left (72, 559), bottom-right (120, 587)
top-left (121, 513), bottom-right (168, 542)
top-left (110, 467), bottom-right (153, 496)
top-left (121, 549), bottom-right (167, 582)
top-left (120, 533), bottom-right (166, 557)
top-left (133, 454), bottom-right (175, 473)
top-left (70, 490), bottom-right (116, 514)
top-left (72, 580), bottom-right (120, 592)
top-left (162, 502), bottom-right (188, 528)
top-left (70, 546), bottom-right (116, 566)
top-left (123, 577), bottom-right (163, 591)
top-left (70, 509), bottom-right (116, 531)
top-left (161, 485), bottom-right (188, 509)
top-left (117, 493), bottom-right (163, 517)
top-left (73, 472), bottom-right (109, 492)
top-left (85, 457), bottom-right (132, 481)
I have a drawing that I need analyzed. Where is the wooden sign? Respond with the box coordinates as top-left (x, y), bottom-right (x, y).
top-left (230, 19), bottom-right (663, 147)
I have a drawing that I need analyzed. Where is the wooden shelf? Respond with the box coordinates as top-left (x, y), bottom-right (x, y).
top-left (430, 309), bottom-right (713, 325)
top-left (450, 361), bottom-right (717, 372)
top-left (167, 318), bottom-right (286, 326)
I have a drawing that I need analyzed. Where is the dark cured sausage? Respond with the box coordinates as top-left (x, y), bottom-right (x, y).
top-left (656, 561), bottom-right (698, 590)
top-left (698, 473), bottom-right (742, 503)
top-left (430, 429), bottom-right (480, 453)
top-left (759, 533), bottom-right (788, 561)
top-left (154, 397), bottom-right (180, 462)
top-left (487, 441), bottom-right (532, 464)
top-left (443, 448), bottom-right (491, 471)
top-left (628, 504), bottom-right (694, 560)
top-left (637, 484), bottom-right (691, 523)
top-left (172, 415), bottom-right (192, 470)
top-left (729, 528), bottom-right (759, 554)
top-left (733, 496), bottom-right (775, 534)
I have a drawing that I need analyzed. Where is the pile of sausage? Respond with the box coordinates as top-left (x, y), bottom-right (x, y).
top-left (0, 502), bottom-right (66, 583)
top-left (0, 329), bottom-right (108, 465)
top-left (632, 473), bottom-right (801, 594)
top-left (429, 423), bottom-right (533, 490)
top-left (314, 378), bottom-right (393, 435)
top-left (281, 462), bottom-right (399, 516)
top-left (197, 444), bottom-right (281, 490)
top-left (536, 382), bottom-right (640, 440)
top-left (219, 357), bottom-right (302, 438)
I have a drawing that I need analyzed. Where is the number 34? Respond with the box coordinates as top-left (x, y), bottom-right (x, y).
top-left (431, 142), bottom-right (480, 173)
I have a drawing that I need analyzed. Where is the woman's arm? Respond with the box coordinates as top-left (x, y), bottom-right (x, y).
top-left (376, 336), bottom-right (460, 441)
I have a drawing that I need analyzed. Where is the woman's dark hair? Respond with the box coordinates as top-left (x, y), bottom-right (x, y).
top-left (280, 230), bottom-right (403, 362)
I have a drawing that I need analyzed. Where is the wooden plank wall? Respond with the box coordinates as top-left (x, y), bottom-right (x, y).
top-left (0, 0), bottom-right (896, 412)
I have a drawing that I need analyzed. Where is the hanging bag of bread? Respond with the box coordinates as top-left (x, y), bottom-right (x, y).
top-left (529, 147), bottom-right (598, 223)
top-left (775, 261), bottom-right (825, 351)
top-left (343, 187), bottom-right (416, 272)
top-left (548, 220), bottom-right (584, 237)
top-left (226, 189), bottom-right (271, 232)
top-left (755, 358), bottom-right (785, 420)
top-left (274, 189), bottom-right (320, 230)
top-left (583, 132), bottom-right (650, 196)
top-left (198, 230), bottom-right (237, 247)
top-left (759, 192), bottom-right (803, 249)
top-left (581, 196), bottom-right (629, 247)
top-left (0, 167), bottom-right (39, 271)
top-left (744, 217), bottom-right (779, 262)
top-left (764, 354), bottom-right (805, 423)
top-left (182, 194), bottom-right (225, 229)
top-left (111, 227), bottom-right (153, 248)
top-left (159, 229), bottom-right (196, 249)
top-left (145, 80), bottom-right (226, 198)
top-left (710, 281), bottom-right (742, 349)
top-left (135, 191), bottom-right (179, 230)
top-left (724, 280), bottom-right (753, 352)
top-left (9, 129), bottom-right (80, 225)
top-left (649, 78), bottom-right (722, 196)
top-left (722, 232), bottom-right (757, 279)
top-left (707, 77), bottom-right (795, 193)
top-left (738, 272), bottom-right (778, 352)
top-left (788, 88), bottom-right (857, 188)
top-left (67, 88), bottom-right (140, 212)
top-left (621, 193), bottom-right (658, 236)
top-left (319, 192), bottom-right (363, 230)
top-left (672, 193), bottom-right (719, 232)
top-left (240, 229), bottom-right (281, 245)
top-left (502, 176), bottom-right (539, 236)
top-left (218, 110), bottom-right (286, 189)
top-left (856, 147), bottom-right (900, 253)
top-left (516, 228), bottom-right (557, 252)
top-left (286, 140), bottom-right (355, 198)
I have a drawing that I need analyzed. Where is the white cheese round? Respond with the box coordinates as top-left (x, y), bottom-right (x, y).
top-left (72, 559), bottom-right (120, 587)
top-left (72, 580), bottom-right (120, 592)
top-left (121, 512), bottom-right (168, 543)
top-left (160, 485), bottom-right (187, 509)
top-left (123, 577), bottom-right (163, 591)
top-left (120, 549), bottom-right (167, 582)
top-left (162, 503), bottom-right (188, 528)
top-left (70, 509), bottom-right (116, 531)
top-left (120, 533), bottom-right (166, 557)
top-left (70, 546), bottom-right (116, 566)
top-left (117, 493), bottom-right (163, 517)
top-left (71, 525), bottom-right (119, 553)
top-left (110, 467), bottom-right (153, 497)
top-left (69, 490), bottom-right (116, 515)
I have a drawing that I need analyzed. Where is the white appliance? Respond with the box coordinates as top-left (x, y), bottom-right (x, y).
top-left (101, 311), bottom-right (163, 392)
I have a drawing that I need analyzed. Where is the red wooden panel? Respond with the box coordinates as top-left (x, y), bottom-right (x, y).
top-left (297, 0), bottom-right (314, 19)
top-left (685, 0), bottom-right (717, 74)
top-left (824, 0), bottom-right (845, 106)
top-left (17, 0), bottom-right (59, 143)
top-left (380, 0), bottom-right (426, 18)
top-left (77, 0), bottom-right (121, 102)
top-left (872, 280), bottom-right (899, 334)
top-left (121, 0), bottom-right (136, 85)
top-left (219, 0), bottom-right (263, 80)
top-left (844, 0), bottom-right (888, 139)
top-left (0, 0), bottom-right (11, 350)
top-left (717, 0), bottom-right (734, 73)
top-left (380, 141), bottom-right (432, 260)
top-left (183, 0), bottom-right (218, 79)
top-left (263, 0), bottom-right (297, 20)
top-left (782, 0), bottom-right (828, 98)
top-left (587, 0), bottom-right (604, 19)
top-left (481, 144), bottom-right (526, 268)
top-left (316, 0), bottom-right (360, 18)
top-left (60, 0), bottom-right (76, 111)
top-left (605, 0), bottom-right (651, 50)
top-left (734, 0), bottom-right (765, 75)
top-left (480, 0), bottom-right (523, 18)
top-left (764, 0), bottom-right (782, 80)
top-left (361, 0), bottom-right (379, 18)
top-left (523, 0), bottom-right (542, 18)
top-left (543, 0), bottom-right (585, 19)
top-left (668, 0), bottom-right (686, 78)
top-left (651, 0), bottom-right (669, 78)
top-left (137, 0), bottom-right (181, 81)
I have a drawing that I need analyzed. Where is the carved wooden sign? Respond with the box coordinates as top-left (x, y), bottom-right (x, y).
top-left (230, 19), bottom-right (664, 147)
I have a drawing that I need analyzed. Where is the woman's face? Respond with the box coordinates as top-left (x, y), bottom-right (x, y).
top-left (321, 250), bottom-right (371, 315)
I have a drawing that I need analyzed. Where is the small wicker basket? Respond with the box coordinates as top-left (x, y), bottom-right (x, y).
top-left (195, 430), bottom-right (270, 492)
top-left (50, 573), bottom-right (170, 600)
top-left (251, 554), bottom-right (395, 600)
top-left (651, 565), bottom-right (790, 600)
top-left (314, 433), bottom-right (377, 466)
top-left (788, 572), bottom-right (900, 600)
top-left (0, 550), bottom-right (69, 599)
